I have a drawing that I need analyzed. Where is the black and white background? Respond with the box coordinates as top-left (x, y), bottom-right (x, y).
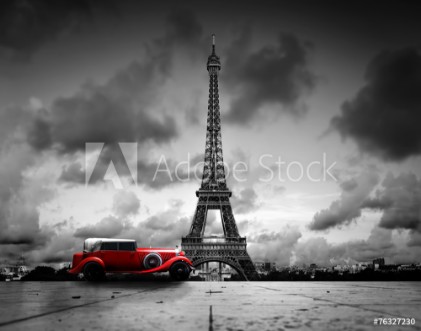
top-left (1, 0), bottom-right (421, 269)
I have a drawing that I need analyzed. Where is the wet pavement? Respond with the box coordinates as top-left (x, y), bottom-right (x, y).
top-left (0, 281), bottom-right (420, 330)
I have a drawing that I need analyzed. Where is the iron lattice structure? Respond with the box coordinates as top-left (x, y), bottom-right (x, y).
top-left (182, 35), bottom-right (259, 281)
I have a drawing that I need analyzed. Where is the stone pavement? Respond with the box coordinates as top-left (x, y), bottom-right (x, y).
top-left (0, 281), bottom-right (420, 331)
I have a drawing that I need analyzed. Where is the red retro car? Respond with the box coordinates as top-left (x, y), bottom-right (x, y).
top-left (68, 238), bottom-right (193, 281)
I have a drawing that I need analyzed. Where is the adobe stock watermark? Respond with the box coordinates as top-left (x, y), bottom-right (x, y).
top-left (85, 143), bottom-right (337, 188)
top-left (85, 143), bottom-right (137, 189)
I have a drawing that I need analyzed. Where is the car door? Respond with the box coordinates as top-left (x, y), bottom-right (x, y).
top-left (98, 242), bottom-right (119, 271)
top-left (115, 242), bottom-right (141, 271)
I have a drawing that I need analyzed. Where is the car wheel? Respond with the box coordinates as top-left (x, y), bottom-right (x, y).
top-left (83, 262), bottom-right (105, 281)
top-left (169, 261), bottom-right (191, 281)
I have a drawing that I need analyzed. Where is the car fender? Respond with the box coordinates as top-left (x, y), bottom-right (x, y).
top-left (68, 256), bottom-right (105, 274)
top-left (140, 256), bottom-right (193, 274)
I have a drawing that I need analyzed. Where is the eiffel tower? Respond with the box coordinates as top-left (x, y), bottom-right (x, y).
top-left (182, 35), bottom-right (259, 281)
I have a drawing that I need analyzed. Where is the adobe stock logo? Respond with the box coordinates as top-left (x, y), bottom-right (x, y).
top-left (85, 143), bottom-right (137, 189)
top-left (85, 142), bottom-right (337, 188)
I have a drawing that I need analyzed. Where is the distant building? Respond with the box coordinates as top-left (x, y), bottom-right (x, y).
top-left (333, 265), bottom-right (342, 271)
top-left (373, 258), bottom-right (385, 269)
top-left (253, 261), bottom-right (265, 271)
top-left (264, 262), bottom-right (275, 271)
top-left (398, 264), bottom-right (416, 271)
top-left (356, 262), bottom-right (373, 271)
top-left (0, 256), bottom-right (29, 281)
top-left (0, 264), bottom-right (29, 281)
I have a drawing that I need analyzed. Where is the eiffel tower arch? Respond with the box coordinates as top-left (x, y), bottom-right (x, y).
top-left (182, 35), bottom-right (259, 281)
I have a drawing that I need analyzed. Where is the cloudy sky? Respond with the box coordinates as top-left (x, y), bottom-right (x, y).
top-left (1, 0), bottom-right (421, 267)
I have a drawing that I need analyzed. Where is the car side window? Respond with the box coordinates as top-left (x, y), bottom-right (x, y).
top-left (92, 241), bottom-right (101, 252)
top-left (100, 242), bottom-right (118, 250)
top-left (119, 242), bottom-right (135, 251)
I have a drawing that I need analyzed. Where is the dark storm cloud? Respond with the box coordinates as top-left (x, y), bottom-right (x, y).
top-left (363, 172), bottom-right (421, 233)
top-left (309, 170), bottom-right (379, 231)
top-left (295, 226), bottom-right (397, 266)
top-left (74, 216), bottom-right (125, 238)
top-left (223, 28), bottom-right (316, 125)
top-left (0, 105), bottom-right (30, 144)
top-left (28, 60), bottom-right (178, 153)
top-left (120, 200), bottom-right (191, 247)
top-left (0, 143), bottom-right (52, 247)
top-left (59, 162), bottom-right (85, 184)
top-left (331, 47), bottom-right (421, 161)
top-left (339, 178), bottom-right (358, 192)
top-left (26, 222), bottom-right (82, 264)
top-left (26, 116), bottom-right (52, 150)
top-left (248, 226), bottom-right (302, 266)
top-left (0, 103), bottom-right (56, 250)
top-left (232, 187), bottom-right (259, 214)
top-left (5, 6), bottom-right (205, 194)
top-left (0, 0), bottom-right (100, 60)
top-left (184, 91), bottom-right (205, 126)
top-left (310, 170), bottom-right (421, 235)
top-left (408, 232), bottom-right (421, 247)
top-left (294, 237), bottom-right (333, 266)
top-left (112, 190), bottom-right (140, 217)
top-left (25, 7), bottom-right (208, 155)
top-left (163, 8), bottom-right (204, 48)
top-left (145, 6), bottom-right (206, 76)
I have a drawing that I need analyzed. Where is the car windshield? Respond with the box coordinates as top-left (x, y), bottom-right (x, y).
top-left (83, 239), bottom-right (101, 252)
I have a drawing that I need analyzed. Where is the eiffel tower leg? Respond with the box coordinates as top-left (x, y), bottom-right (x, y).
top-left (221, 205), bottom-right (239, 238)
top-left (237, 252), bottom-right (259, 281)
top-left (188, 204), bottom-right (208, 237)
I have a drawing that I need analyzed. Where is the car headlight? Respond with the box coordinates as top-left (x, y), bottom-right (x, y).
top-left (175, 245), bottom-right (180, 256)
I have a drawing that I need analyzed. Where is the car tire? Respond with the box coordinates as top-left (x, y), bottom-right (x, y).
top-left (169, 261), bottom-right (191, 281)
top-left (83, 262), bottom-right (105, 281)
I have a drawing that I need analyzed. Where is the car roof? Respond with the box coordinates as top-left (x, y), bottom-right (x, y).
top-left (84, 238), bottom-right (136, 243)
